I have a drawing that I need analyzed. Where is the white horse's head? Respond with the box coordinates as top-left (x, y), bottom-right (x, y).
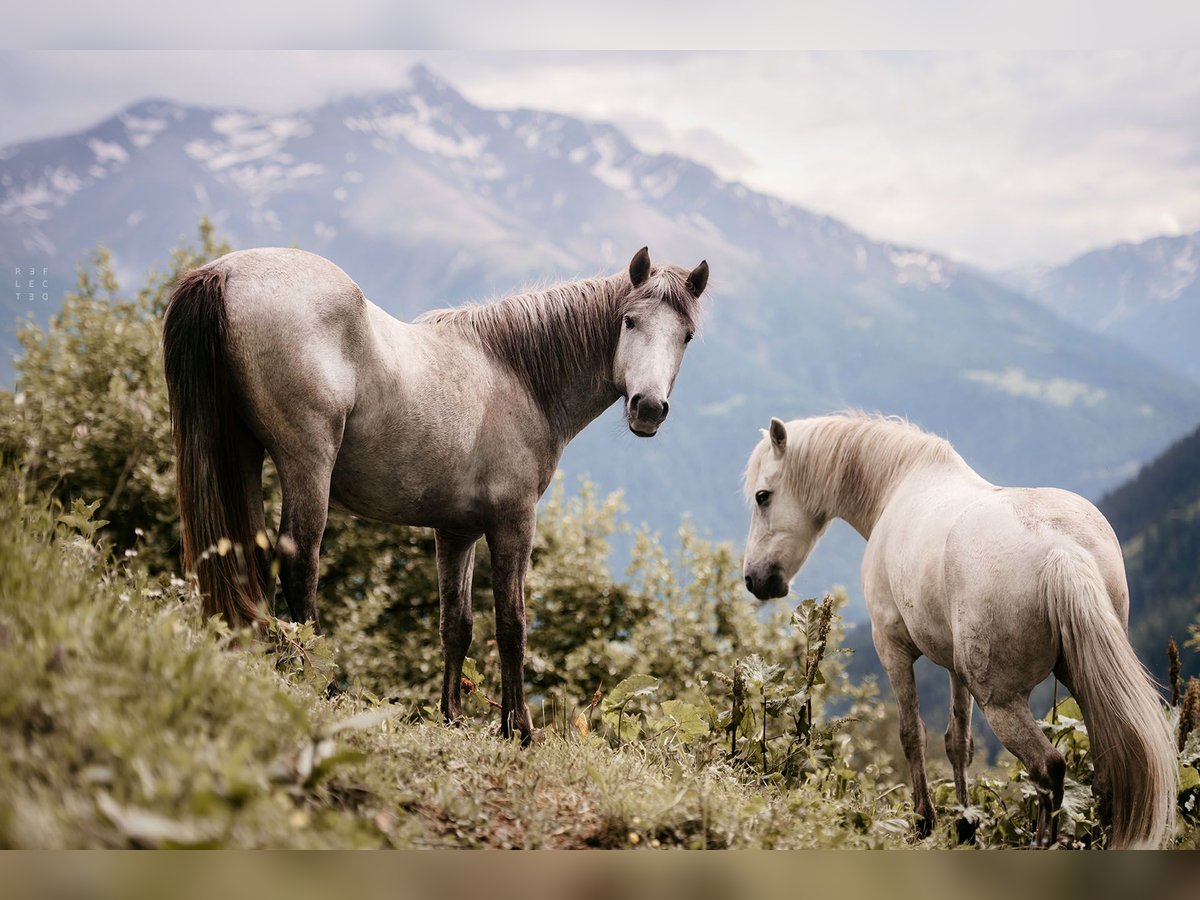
top-left (742, 417), bottom-right (830, 600)
top-left (612, 247), bottom-right (708, 437)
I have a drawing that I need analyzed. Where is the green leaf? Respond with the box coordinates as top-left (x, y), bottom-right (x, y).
top-left (1179, 766), bottom-right (1200, 793)
top-left (325, 707), bottom-right (397, 735)
top-left (602, 674), bottom-right (660, 712)
top-left (738, 654), bottom-right (783, 689)
top-left (601, 709), bottom-right (642, 741)
top-left (1048, 697), bottom-right (1083, 721)
top-left (657, 699), bottom-right (711, 743)
top-left (461, 657), bottom-right (485, 685)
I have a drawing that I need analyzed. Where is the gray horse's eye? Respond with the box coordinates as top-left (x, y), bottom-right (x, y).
top-left (684, 330), bottom-right (694, 344)
top-left (623, 315), bottom-right (636, 330)
top-left (755, 490), bottom-right (771, 507)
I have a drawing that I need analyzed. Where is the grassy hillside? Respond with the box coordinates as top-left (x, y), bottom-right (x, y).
top-left (2, 227), bottom-right (1198, 849)
top-left (4, 480), bottom-right (1198, 849)
top-left (0, 484), bottom-right (903, 849)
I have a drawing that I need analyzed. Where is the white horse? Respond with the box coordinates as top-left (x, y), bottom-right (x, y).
top-left (742, 412), bottom-right (1175, 848)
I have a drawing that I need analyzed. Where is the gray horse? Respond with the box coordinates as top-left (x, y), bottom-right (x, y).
top-left (163, 246), bottom-right (709, 742)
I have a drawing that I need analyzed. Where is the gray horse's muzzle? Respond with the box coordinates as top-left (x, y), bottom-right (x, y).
top-left (744, 563), bottom-right (788, 600)
top-left (627, 393), bottom-right (669, 437)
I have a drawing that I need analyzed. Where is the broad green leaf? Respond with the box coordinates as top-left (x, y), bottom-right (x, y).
top-left (602, 674), bottom-right (660, 711)
top-left (461, 657), bottom-right (485, 685)
top-left (658, 699), bottom-right (711, 743)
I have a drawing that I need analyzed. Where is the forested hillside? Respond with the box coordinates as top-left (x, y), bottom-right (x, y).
top-left (1099, 424), bottom-right (1200, 680)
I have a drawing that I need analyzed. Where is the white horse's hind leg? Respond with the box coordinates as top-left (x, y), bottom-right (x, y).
top-left (981, 698), bottom-right (1066, 847)
top-left (945, 673), bottom-right (976, 843)
top-left (875, 638), bottom-right (935, 838)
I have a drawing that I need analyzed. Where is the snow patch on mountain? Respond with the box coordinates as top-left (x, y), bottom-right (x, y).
top-left (0, 166), bottom-right (84, 219)
top-left (889, 249), bottom-right (949, 287)
top-left (88, 138), bottom-right (128, 167)
top-left (120, 112), bottom-right (171, 149)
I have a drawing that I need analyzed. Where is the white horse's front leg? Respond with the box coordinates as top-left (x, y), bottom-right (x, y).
top-left (875, 636), bottom-right (936, 839)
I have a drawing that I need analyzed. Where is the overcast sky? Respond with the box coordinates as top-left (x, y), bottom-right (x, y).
top-left (2, 50), bottom-right (1198, 270)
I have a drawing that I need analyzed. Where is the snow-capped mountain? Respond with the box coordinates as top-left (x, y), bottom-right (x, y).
top-left (4, 64), bottom-right (1199, 609)
top-left (1009, 231), bottom-right (1200, 383)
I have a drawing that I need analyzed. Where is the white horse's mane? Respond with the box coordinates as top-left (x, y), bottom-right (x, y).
top-left (746, 411), bottom-right (959, 527)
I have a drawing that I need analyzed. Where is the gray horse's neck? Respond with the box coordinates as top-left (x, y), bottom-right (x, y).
top-left (428, 274), bottom-right (627, 445)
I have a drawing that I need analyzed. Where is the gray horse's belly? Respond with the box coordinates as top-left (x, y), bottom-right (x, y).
top-left (328, 427), bottom-right (479, 529)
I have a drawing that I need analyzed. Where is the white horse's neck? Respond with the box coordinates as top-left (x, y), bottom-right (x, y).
top-left (792, 416), bottom-right (967, 538)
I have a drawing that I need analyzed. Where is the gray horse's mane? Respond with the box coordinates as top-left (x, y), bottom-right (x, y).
top-left (419, 266), bottom-right (701, 429)
top-left (747, 411), bottom-right (959, 527)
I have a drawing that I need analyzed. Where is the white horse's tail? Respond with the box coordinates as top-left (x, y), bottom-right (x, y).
top-left (1042, 546), bottom-right (1176, 849)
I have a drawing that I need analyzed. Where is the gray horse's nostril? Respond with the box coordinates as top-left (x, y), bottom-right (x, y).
top-left (745, 575), bottom-right (754, 591)
top-left (629, 393), bottom-right (644, 416)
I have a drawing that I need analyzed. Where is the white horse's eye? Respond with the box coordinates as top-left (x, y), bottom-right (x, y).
top-left (624, 315), bottom-right (636, 330)
top-left (684, 330), bottom-right (694, 344)
top-left (755, 490), bottom-right (771, 507)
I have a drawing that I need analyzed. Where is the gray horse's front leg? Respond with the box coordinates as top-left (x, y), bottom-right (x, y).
top-left (436, 529), bottom-right (480, 723)
top-left (486, 514), bottom-right (536, 745)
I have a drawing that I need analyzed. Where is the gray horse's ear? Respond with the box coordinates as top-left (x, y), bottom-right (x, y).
top-left (769, 417), bottom-right (788, 455)
top-left (686, 260), bottom-right (708, 297)
top-left (629, 247), bottom-right (651, 287)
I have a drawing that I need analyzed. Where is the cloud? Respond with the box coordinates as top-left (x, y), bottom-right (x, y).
top-left (2, 50), bottom-right (1199, 270)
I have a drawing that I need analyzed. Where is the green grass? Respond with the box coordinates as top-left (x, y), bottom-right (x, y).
top-left (2, 482), bottom-right (1196, 849)
top-left (0, 484), bottom-right (912, 849)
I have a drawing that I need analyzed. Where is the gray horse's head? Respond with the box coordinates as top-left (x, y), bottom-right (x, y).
top-left (613, 247), bottom-right (708, 437)
top-left (742, 417), bottom-right (830, 600)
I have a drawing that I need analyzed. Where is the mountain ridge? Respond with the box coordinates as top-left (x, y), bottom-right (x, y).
top-left (4, 64), bottom-right (1199, 615)
top-left (1007, 229), bottom-right (1200, 384)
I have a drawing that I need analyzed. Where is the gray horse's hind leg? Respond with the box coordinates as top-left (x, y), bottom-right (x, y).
top-left (436, 530), bottom-right (480, 723)
top-left (240, 442), bottom-right (277, 613)
top-left (276, 456), bottom-right (334, 630)
top-left (875, 639), bottom-right (936, 838)
top-left (945, 673), bottom-right (976, 843)
top-left (981, 697), bottom-right (1066, 847)
top-left (486, 514), bottom-right (536, 745)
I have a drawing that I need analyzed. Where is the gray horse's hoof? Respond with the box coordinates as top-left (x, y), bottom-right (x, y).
top-left (955, 816), bottom-right (978, 845)
top-left (914, 812), bottom-right (935, 840)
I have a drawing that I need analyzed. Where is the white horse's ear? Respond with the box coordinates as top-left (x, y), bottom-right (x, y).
top-left (629, 247), bottom-right (651, 287)
top-left (769, 417), bottom-right (788, 455)
top-left (686, 260), bottom-right (708, 297)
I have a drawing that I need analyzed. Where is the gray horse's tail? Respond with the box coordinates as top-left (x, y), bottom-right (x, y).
top-left (1043, 545), bottom-right (1175, 849)
top-left (162, 266), bottom-right (266, 627)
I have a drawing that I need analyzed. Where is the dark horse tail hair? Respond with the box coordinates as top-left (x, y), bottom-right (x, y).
top-left (163, 266), bottom-right (266, 627)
